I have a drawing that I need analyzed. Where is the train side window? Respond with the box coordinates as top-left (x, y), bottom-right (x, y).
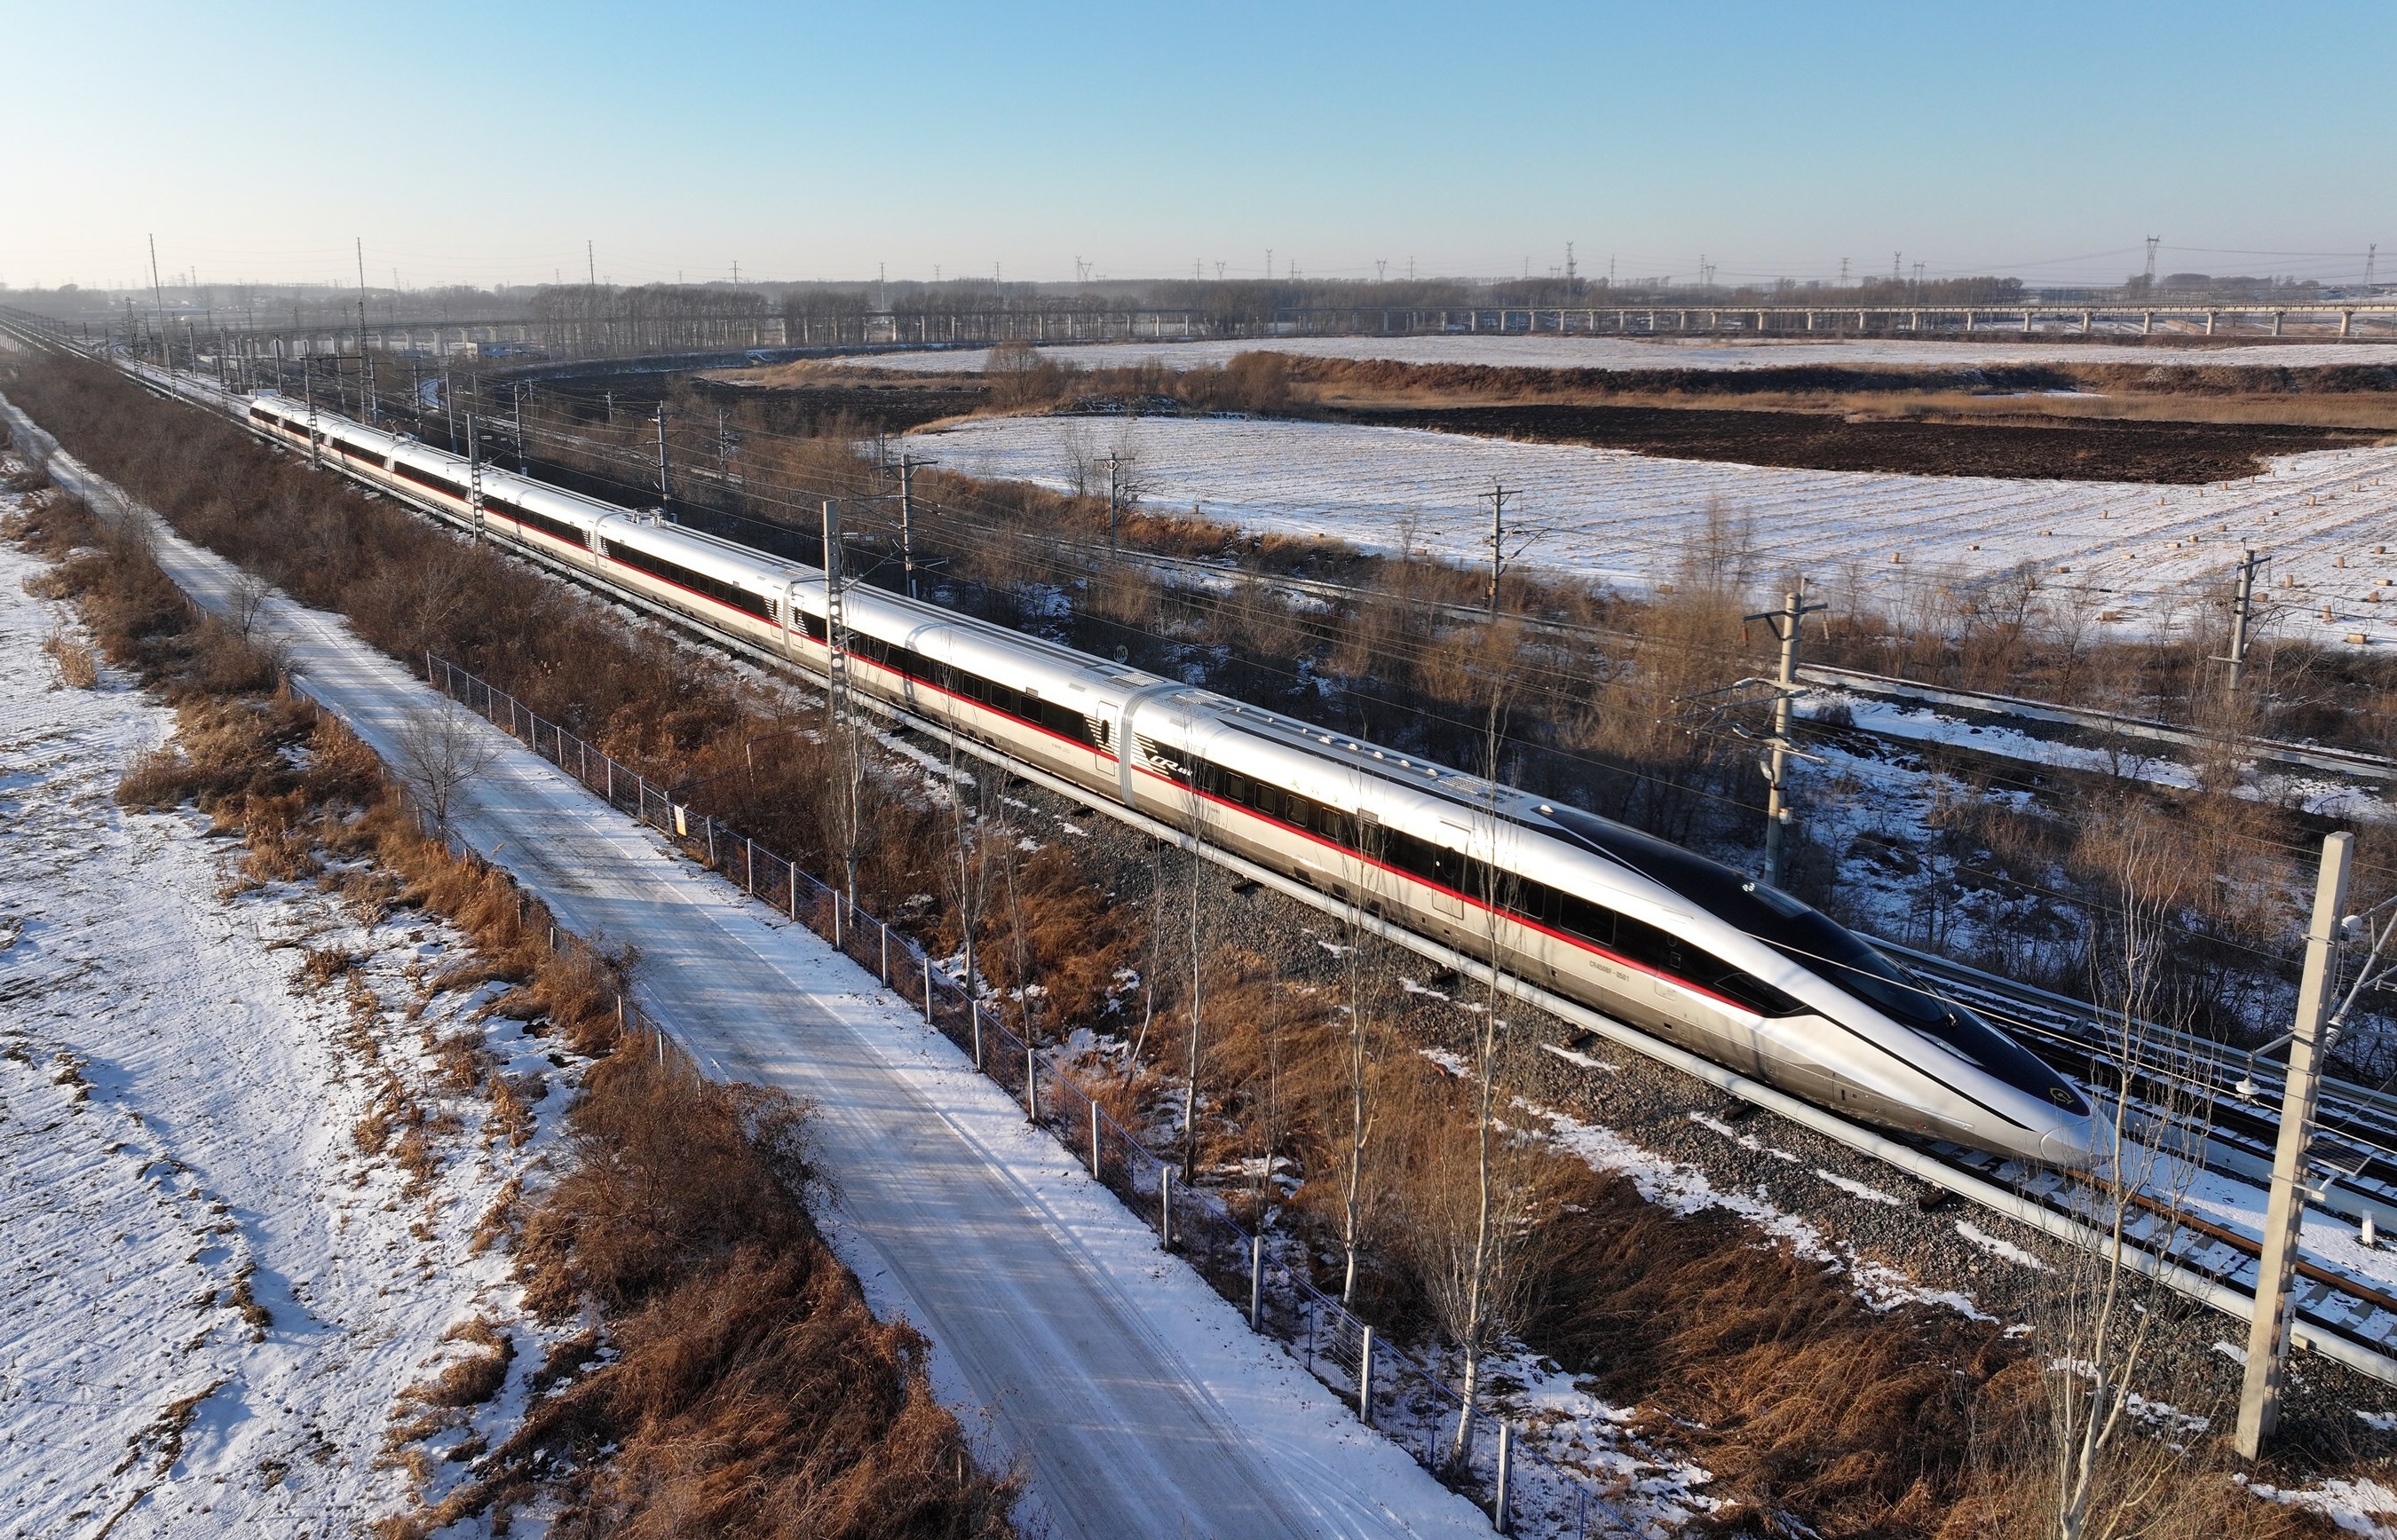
top-left (1707, 969), bottom-right (1808, 1017)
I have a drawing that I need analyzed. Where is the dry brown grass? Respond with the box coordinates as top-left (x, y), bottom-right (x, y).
top-left (477, 1054), bottom-right (1016, 1537)
top-left (41, 627), bottom-right (97, 686)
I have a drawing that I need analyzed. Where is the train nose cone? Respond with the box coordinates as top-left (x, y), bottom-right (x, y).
top-left (2040, 1108), bottom-right (2110, 1172)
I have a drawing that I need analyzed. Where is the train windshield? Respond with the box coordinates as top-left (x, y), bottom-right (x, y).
top-left (1539, 806), bottom-right (2087, 1113)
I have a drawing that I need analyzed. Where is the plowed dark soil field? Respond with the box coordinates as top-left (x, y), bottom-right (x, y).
top-left (1320, 402), bottom-right (2377, 483)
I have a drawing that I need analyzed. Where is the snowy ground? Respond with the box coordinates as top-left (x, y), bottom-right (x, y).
top-left (0, 494), bottom-right (577, 1537)
top-left (3, 408), bottom-right (1497, 1539)
top-left (906, 414), bottom-right (2397, 648)
top-left (846, 335), bottom-right (2397, 375)
top-left (1800, 691), bottom-right (2396, 823)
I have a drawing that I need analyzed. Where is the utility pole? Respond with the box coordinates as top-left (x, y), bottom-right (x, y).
top-left (1747, 580), bottom-right (1828, 888)
top-left (654, 403), bottom-right (671, 512)
top-left (1104, 451), bottom-right (1125, 549)
top-left (2219, 548), bottom-right (2266, 699)
top-left (466, 413), bottom-right (485, 541)
top-left (899, 454), bottom-right (931, 598)
top-left (512, 383), bottom-right (526, 472)
top-left (822, 500), bottom-right (850, 716)
top-left (148, 234), bottom-right (170, 374)
top-left (1482, 484), bottom-right (1514, 620)
top-left (356, 237), bottom-right (376, 426)
top-left (300, 355), bottom-right (322, 467)
top-left (2237, 829), bottom-right (2354, 1460)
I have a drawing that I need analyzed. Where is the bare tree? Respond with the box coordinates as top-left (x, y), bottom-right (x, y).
top-left (1180, 754), bottom-right (1213, 1180)
top-left (2044, 803), bottom-right (2212, 1540)
top-left (1427, 681), bottom-right (1551, 1471)
top-left (230, 573), bottom-right (273, 642)
top-left (1333, 802), bottom-right (1392, 1304)
top-left (936, 734), bottom-right (1003, 1004)
top-left (395, 704), bottom-right (497, 838)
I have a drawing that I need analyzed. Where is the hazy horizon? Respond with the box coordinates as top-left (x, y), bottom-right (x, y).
top-left (7, 0), bottom-right (2389, 294)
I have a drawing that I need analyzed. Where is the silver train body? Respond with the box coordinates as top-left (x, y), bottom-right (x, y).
top-left (241, 392), bottom-right (2103, 1168)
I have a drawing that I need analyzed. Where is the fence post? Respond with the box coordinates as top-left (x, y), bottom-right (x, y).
top-left (706, 817), bottom-right (716, 866)
top-left (879, 922), bottom-right (889, 983)
top-left (1250, 1233), bottom-right (1264, 1328)
top-left (606, 757), bottom-right (613, 804)
top-left (746, 838), bottom-right (756, 896)
top-left (972, 1007), bottom-right (983, 1070)
top-left (834, 890), bottom-right (843, 948)
top-left (1090, 1097), bottom-right (1102, 1180)
top-left (1025, 1043), bottom-right (1038, 1120)
top-left (1493, 1423), bottom-right (1513, 1534)
top-left (789, 863), bottom-right (797, 920)
top-left (1357, 1326), bottom-right (1374, 1427)
top-left (924, 956), bottom-right (935, 1024)
top-left (1159, 1165), bottom-right (1174, 1250)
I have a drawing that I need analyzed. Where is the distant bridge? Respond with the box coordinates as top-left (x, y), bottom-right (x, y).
top-left (1267, 302), bottom-right (2397, 344)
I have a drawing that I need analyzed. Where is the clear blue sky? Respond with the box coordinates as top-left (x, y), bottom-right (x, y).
top-left (7, 0), bottom-right (2388, 292)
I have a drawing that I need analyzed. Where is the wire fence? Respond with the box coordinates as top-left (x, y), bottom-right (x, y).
top-left (423, 652), bottom-right (1630, 1537)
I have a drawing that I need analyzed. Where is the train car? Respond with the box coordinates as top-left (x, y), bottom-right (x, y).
top-left (245, 391), bottom-right (2103, 1168)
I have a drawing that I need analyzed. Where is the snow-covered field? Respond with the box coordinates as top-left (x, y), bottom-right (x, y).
top-left (0, 496), bottom-right (574, 1537)
top-left (907, 414), bottom-right (2397, 647)
top-left (851, 335), bottom-right (2397, 375)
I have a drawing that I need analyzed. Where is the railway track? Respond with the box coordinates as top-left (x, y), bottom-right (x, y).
top-left (26, 333), bottom-right (2397, 1391)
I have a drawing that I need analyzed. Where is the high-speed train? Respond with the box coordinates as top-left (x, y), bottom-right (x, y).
top-left (238, 389), bottom-right (2102, 1167)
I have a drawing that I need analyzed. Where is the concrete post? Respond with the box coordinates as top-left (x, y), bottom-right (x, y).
top-left (1494, 1422), bottom-right (1513, 1533)
top-left (925, 955), bottom-right (935, 1023)
top-left (1091, 1097), bottom-right (1102, 1179)
top-left (2236, 830), bottom-right (2353, 1459)
top-left (1250, 1233), bottom-right (1264, 1327)
top-left (1025, 1043), bottom-right (1037, 1119)
top-left (1357, 1325), bottom-right (1374, 1426)
top-left (1159, 1165), bottom-right (1175, 1249)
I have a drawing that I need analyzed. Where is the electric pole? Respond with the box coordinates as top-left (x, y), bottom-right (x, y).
top-left (356, 237), bottom-right (376, 426)
top-left (1483, 484), bottom-right (1514, 620)
top-left (655, 403), bottom-right (671, 512)
top-left (466, 413), bottom-right (486, 541)
top-left (302, 355), bottom-right (320, 468)
top-left (1747, 580), bottom-right (1828, 888)
top-left (899, 454), bottom-right (932, 598)
top-left (2237, 829), bottom-right (2353, 1460)
top-left (1104, 451), bottom-right (1125, 549)
top-left (2219, 548), bottom-right (2266, 699)
top-left (512, 384), bottom-right (526, 472)
top-left (148, 235), bottom-right (169, 374)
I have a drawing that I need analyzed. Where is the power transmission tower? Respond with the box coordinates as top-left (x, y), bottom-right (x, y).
top-left (2369, 244), bottom-right (2380, 288)
top-left (1746, 581), bottom-right (1829, 888)
top-left (1839, 257), bottom-right (1849, 287)
top-left (2144, 235), bottom-right (2161, 290)
top-left (2218, 548), bottom-right (2268, 698)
